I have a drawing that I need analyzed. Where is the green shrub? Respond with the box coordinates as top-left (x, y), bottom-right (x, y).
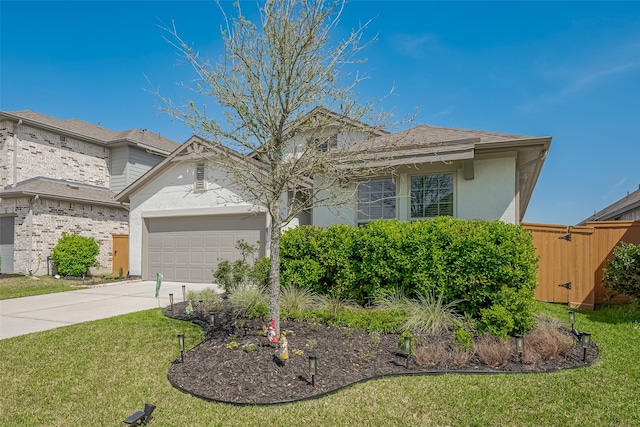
top-left (603, 242), bottom-right (640, 300)
top-left (280, 217), bottom-right (538, 337)
top-left (51, 232), bottom-right (99, 277)
top-left (213, 239), bottom-right (268, 293)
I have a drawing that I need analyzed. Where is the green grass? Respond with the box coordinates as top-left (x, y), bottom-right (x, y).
top-left (0, 275), bottom-right (88, 300)
top-left (0, 302), bottom-right (639, 426)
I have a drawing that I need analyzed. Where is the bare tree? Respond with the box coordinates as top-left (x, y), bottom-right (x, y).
top-left (157, 0), bottom-right (411, 334)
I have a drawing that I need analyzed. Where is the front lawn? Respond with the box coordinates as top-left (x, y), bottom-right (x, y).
top-left (0, 302), bottom-right (638, 426)
top-left (0, 275), bottom-right (116, 300)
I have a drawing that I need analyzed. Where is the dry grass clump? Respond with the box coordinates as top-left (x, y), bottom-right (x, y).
top-left (476, 336), bottom-right (511, 367)
top-left (526, 323), bottom-right (574, 361)
top-left (413, 343), bottom-right (473, 368)
top-left (449, 347), bottom-right (473, 367)
top-left (413, 343), bottom-right (449, 367)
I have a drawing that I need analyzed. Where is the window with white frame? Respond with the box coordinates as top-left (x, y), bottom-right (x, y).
top-left (357, 178), bottom-right (396, 224)
top-left (410, 173), bottom-right (454, 219)
top-left (195, 164), bottom-right (205, 191)
top-left (313, 134), bottom-right (338, 152)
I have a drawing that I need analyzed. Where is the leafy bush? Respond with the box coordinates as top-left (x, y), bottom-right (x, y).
top-left (603, 242), bottom-right (640, 300)
top-left (213, 239), bottom-right (268, 293)
top-left (51, 232), bottom-right (99, 277)
top-left (280, 217), bottom-right (538, 337)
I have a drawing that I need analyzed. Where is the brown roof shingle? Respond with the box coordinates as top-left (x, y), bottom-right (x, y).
top-left (0, 177), bottom-right (125, 208)
top-left (1, 110), bottom-right (180, 154)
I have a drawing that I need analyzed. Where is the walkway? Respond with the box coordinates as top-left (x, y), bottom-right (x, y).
top-left (0, 280), bottom-right (220, 340)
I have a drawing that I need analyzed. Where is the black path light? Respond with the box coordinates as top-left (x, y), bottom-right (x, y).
top-left (568, 311), bottom-right (575, 329)
top-left (581, 332), bottom-right (591, 363)
top-left (515, 335), bottom-right (524, 363)
top-left (169, 293), bottom-right (174, 312)
top-left (209, 311), bottom-right (215, 327)
top-left (177, 333), bottom-right (185, 363)
top-left (182, 285), bottom-right (186, 302)
top-left (403, 334), bottom-right (412, 369)
top-left (199, 300), bottom-right (204, 317)
top-left (308, 353), bottom-right (317, 387)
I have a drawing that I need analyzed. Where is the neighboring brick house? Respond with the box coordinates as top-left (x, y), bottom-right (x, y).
top-left (0, 110), bottom-right (180, 275)
top-left (579, 184), bottom-right (640, 224)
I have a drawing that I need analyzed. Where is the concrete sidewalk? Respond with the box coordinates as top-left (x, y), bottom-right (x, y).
top-left (0, 280), bottom-right (221, 340)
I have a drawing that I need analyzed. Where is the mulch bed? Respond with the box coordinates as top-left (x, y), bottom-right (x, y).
top-left (164, 301), bottom-right (598, 405)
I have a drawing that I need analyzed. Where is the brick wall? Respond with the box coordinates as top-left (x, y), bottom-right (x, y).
top-left (6, 197), bottom-right (128, 275)
top-left (0, 120), bottom-right (110, 188)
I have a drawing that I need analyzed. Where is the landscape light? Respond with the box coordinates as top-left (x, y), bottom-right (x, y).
top-left (568, 311), bottom-right (575, 329)
top-left (581, 332), bottom-right (591, 363)
top-left (182, 285), bottom-right (186, 302)
top-left (209, 311), bottom-right (215, 327)
top-left (178, 333), bottom-right (185, 363)
top-left (515, 335), bottom-right (524, 363)
top-left (169, 293), bottom-right (174, 312)
top-left (403, 335), bottom-right (412, 369)
top-left (308, 353), bottom-right (317, 387)
top-left (199, 300), bottom-right (204, 317)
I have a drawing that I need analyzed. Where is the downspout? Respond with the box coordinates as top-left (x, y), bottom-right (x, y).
top-left (13, 119), bottom-right (22, 187)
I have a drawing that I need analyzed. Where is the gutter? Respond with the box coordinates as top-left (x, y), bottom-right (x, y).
top-left (13, 119), bottom-right (21, 187)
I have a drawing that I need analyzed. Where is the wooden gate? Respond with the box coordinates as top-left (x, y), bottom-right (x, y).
top-left (523, 221), bottom-right (640, 310)
top-left (112, 234), bottom-right (129, 277)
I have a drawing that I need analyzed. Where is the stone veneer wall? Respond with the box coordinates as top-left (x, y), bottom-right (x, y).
top-left (0, 120), bottom-right (110, 189)
top-left (6, 197), bottom-right (128, 274)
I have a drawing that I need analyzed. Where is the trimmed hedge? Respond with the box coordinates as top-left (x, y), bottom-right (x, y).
top-left (280, 218), bottom-right (538, 337)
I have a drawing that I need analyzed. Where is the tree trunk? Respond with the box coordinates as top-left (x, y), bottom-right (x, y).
top-left (269, 217), bottom-right (282, 335)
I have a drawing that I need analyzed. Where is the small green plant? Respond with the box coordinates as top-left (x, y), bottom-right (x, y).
top-left (292, 348), bottom-right (304, 356)
top-left (359, 352), bottom-right (373, 362)
top-left (319, 295), bottom-right (358, 318)
top-left (226, 335), bottom-right (239, 349)
top-left (452, 327), bottom-right (474, 353)
top-left (51, 232), bottom-right (99, 277)
top-left (343, 328), bottom-right (353, 338)
top-left (243, 343), bottom-right (257, 352)
top-left (369, 331), bottom-right (381, 345)
top-left (306, 339), bottom-right (317, 351)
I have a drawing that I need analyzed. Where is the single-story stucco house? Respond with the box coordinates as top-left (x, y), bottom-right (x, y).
top-left (116, 109), bottom-right (551, 283)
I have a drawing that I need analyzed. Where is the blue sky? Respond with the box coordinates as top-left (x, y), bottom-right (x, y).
top-left (2, 1), bottom-right (639, 225)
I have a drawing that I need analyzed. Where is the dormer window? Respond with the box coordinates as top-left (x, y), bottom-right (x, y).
top-left (195, 164), bottom-right (206, 191)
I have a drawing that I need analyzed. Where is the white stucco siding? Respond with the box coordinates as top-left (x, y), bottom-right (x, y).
top-left (127, 161), bottom-right (265, 277)
top-left (311, 155), bottom-right (518, 226)
top-left (457, 156), bottom-right (517, 223)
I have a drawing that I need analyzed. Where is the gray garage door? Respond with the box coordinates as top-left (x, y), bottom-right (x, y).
top-left (0, 216), bottom-right (15, 274)
top-left (146, 214), bottom-right (266, 283)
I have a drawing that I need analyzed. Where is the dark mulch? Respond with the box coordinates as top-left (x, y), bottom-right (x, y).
top-left (164, 301), bottom-right (598, 406)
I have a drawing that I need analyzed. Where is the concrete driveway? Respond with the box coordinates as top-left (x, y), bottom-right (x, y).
top-left (0, 280), bottom-right (221, 340)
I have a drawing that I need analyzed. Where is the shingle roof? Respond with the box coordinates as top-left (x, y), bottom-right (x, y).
top-left (1, 110), bottom-right (180, 154)
top-left (0, 177), bottom-right (125, 208)
top-left (367, 124), bottom-right (537, 149)
top-left (581, 186), bottom-right (640, 223)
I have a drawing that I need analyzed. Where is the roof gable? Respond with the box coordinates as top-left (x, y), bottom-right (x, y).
top-left (581, 186), bottom-right (640, 223)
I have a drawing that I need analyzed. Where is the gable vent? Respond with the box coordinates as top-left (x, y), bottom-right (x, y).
top-left (195, 164), bottom-right (205, 190)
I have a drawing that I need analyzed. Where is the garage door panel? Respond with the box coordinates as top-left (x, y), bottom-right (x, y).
top-left (146, 214), bottom-right (265, 283)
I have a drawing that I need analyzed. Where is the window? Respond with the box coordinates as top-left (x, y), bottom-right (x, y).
top-left (357, 178), bottom-right (396, 224)
top-left (410, 173), bottom-right (454, 219)
top-left (315, 134), bottom-right (338, 152)
top-left (195, 164), bottom-right (205, 191)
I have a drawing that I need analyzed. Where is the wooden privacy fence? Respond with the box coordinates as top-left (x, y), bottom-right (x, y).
top-left (522, 221), bottom-right (640, 310)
